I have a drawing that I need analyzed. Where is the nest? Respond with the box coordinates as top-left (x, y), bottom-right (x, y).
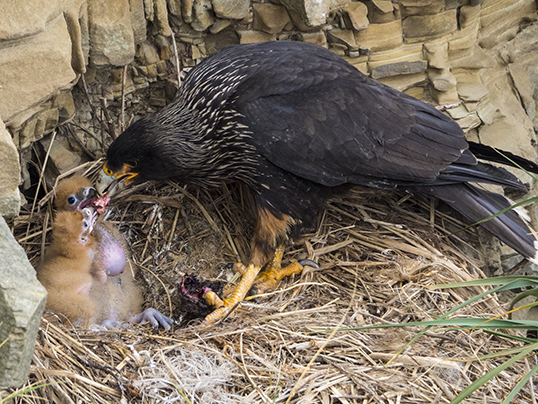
top-left (6, 160), bottom-right (536, 403)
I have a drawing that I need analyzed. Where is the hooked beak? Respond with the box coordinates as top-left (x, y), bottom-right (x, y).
top-left (95, 162), bottom-right (138, 197)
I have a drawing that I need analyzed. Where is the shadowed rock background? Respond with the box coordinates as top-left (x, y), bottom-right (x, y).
top-left (1, 0), bottom-right (538, 389)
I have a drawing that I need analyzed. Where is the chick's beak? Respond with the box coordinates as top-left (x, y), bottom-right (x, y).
top-left (95, 162), bottom-right (138, 197)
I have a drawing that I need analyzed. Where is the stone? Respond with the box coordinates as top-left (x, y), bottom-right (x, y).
top-left (378, 72), bottom-right (427, 92)
top-left (144, 0), bottom-right (155, 21)
top-left (404, 86), bottom-right (425, 100)
top-left (430, 86), bottom-right (460, 105)
top-left (368, 43), bottom-right (423, 68)
top-left (137, 42), bottom-right (161, 65)
top-left (446, 104), bottom-right (470, 120)
top-left (366, 0), bottom-right (395, 24)
top-left (403, 9), bottom-right (457, 39)
top-left (237, 30), bottom-right (276, 44)
top-left (53, 91), bottom-right (76, 125)
top-left (154, 0), bottom-right (172, 36)
top-left (0, 14), bottom-right (76, 123)
top-left (191, 0), bottom-right (214, 31)
top-left (428, 68), bottom-right (457, 92)
top-left (500, 22), bottom-right (538, 64)
top-left (459, 5), bottom-right (480, 29)
top-left (448, 20), bottom-right (479, 55)
top-left (354, 19), bottom-right (402, 51)
top-left (168, 0), bottom-right (182, 16)
top-left (205, 29), bottom-right (240, 53)
top-left (0, 119), bottom-right (21, 218)
top-left (424, 40), bottom-right (449, 69)
top-left (450, 46), bottom-right (495, 70)
top-left (287, 8), bottom-right (312, 31)
top-left (371, 0), bottom-right (393, 14)
top-left (0, 215), bottom-right (47, 389)
top-left (453, 69), bottom-right (489, 103)
top-left (509, 58), bottom-right (538, 126)
top-left (19, 119), bottom-right (38, 150)
top-left (35, 108), bottom-right (60, 140)
top-left (371, 59), bottom-right (426, 79)
top-left (343, 2), bottom-right (368, 32)
top-left (301, 32), bottom-right (328, 47)
top-left (479, 66), bottom-right (538, 163)
top-left (0, 0), bottom-right (68, 40)
top-left (252, 4), bottom-right (291, 35)
top-left (456, 111), bottom-right (481, 131)
top-left (209, 19), bottom-right (232, 34)
top-left (279, 0), bottom-right (351, 27)
top-left (478, 0), bottom-right (536, 49)
top-left (326, 29), bottom-right (356, 49)
top-left (88, 0), bottom-right (136, 66)
top-left (476, 96), bottom-right (501, 125)
top-left (0, 0), bottom-right (86, 73)
top-left (40, 135), bottom-right (82, 177)
top-left (182, 0), bottom-right (194, 23)
top-left (213, 0), bottom-right (250, 20)
top-left (399, 0), bottom-right (445, 16)
top-left (368, 44), bottom-right (427, 79)
top-left (343, 55), bottom-right (368, 75)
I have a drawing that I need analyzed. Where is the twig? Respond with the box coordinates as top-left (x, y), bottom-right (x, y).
top-left (30, 131), bottom-right (56, 218)
top-left (120, 65), bottom-right (128, 133)
top-left (99, 97), bottom-right (117, 139)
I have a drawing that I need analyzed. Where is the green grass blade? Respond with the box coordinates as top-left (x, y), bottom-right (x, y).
top-left (500, 360), bottom-right (538, 404)
top-left (430, 276), bottom-right (538, 290)
top-left (447, 195), bottom-right (538, 237)
top-left (477, 343), bottom-right (536, 360)
top-left (451, 343), bottom-right (538, 404)
top-left (1, 381), bottom-right (60, 403)
top-left (314, 317), bottom-right (538, 334)
top-left (483, 329), bottom-right (537, 345)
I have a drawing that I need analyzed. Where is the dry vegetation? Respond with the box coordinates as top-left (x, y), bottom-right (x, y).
top-left (5, 158), bottom-right (536, 403)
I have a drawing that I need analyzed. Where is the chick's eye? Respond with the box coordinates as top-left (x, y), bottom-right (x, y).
top-left (67, 195), bottom-right (77, 205)
top-left (82, 220), bottom-right (89, 229)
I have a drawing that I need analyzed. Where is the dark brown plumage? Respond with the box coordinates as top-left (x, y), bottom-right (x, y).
top-left (96, 41), bottom-right (538, 323)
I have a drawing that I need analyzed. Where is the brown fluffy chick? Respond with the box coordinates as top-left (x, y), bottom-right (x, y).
top-left (37, 208), bottom-right (98, 326)
top-left (40, 176), bottom-right (173, 329)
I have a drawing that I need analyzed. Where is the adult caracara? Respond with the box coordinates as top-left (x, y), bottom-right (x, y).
top-left (96, 41), bottom-right (538, 323)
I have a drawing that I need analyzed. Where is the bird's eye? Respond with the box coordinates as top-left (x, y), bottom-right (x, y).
top-left (103, 165), bottom-right (113, 176)
top-left (67, 195), bottom-right (77, 205)
top-left (82, 219), bottom-right (89, 229)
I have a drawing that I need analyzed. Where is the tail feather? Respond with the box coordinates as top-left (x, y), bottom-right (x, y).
top-left (468, 141), bottom-right (538, 175)
top-left (440, 162), bottom-right (526, 191)
top-left (417, 183), bottom-right (538, 264)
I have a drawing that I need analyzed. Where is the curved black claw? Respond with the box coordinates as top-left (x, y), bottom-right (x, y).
top-left (298, 259), bottom-right (319, 269)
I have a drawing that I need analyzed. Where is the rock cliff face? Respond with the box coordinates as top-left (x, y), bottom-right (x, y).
top-left (0, 0), bottom-right (537, 218)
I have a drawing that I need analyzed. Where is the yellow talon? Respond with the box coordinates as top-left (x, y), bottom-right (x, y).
top-left (204, 263), bottom-right (262, 324)
top-left (203, 245), bottom-right (316, 324)
top-left (204, 291), bottom-right (224, 308)
top-left (252, 261), bottom-right (304, 295)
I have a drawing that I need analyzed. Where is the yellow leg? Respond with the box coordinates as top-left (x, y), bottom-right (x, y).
top-left (203, 246), bottom-right (317, 324)
top-left (204, 263), bottom-right (262, 324)
top-left (252, 261), bottom-right (304, 295)
top-left (250, 245), bottom-right (304, 295)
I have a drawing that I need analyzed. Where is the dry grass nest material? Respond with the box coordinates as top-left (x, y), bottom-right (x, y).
top-left (7, 161), bottom-right (535, 403)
